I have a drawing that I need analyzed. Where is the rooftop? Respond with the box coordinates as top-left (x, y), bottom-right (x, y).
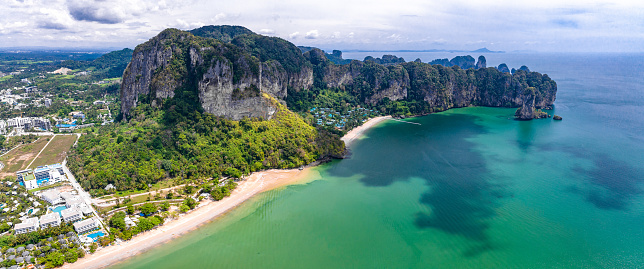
top-left (40, 212), bottom-right (60, 223)
top-left (60, 208), bottom-right (80, 219)
top-left (73, 218), bottom-right (96, 229)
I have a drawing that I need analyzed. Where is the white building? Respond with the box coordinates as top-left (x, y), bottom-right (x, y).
top-left (4, 116), bottom-right (51, 131)
top-left (19, 164), bottom-right (67, 190)
top-left (65, 199), bottom-right (82, 209)
top-left (73, 218), bottom-right (99, 234)
top-left (60, 208), bottom-right (82, 223)
top-left (14, 217), bottom-right (39, 234)
top-left (40, 190), bottom-right (62, 205)
top-left (39, 212), bottom-right (61, 228)
top-left (60, 192), bottom-right (76, 202)
top-left (76, 202), bottom-right (94, 216)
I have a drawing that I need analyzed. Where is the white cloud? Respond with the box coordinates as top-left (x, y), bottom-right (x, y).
top-left (38, 8), bottom-right (74, 29)
top-left (214, 13), bottom-right (228, 21)
top-left (305, 30), bottom-right (319, 39)
top-left (172, 19), bottom-right (204, 30)
top-left (0, 0), bottom-right (641, 52)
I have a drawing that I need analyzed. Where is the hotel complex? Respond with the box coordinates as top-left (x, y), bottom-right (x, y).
top-left (16, 163), bottom-right (67, 190)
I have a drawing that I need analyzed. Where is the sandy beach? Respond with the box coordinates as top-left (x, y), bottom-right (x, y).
top-left (341, 116), bottom-right (391, 147)
top-left (65, 117), bottom-right (386, 269)
top-left (64, 168), bottom-right (314, 269)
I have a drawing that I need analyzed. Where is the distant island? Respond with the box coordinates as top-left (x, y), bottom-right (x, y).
top-left (341, 47), bottom-right (505, 53)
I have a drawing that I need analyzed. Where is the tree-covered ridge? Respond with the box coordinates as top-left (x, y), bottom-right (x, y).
top-left (60, 48), bottom-right (133, 79)
top-left (231, 34), bottom-right (310, 74)
top-left (68, 94), bottom-right (342, 195)
top-left (292, 48), bottom-right (556, 118)
top-left (189, 25), bottom-right (254, 43)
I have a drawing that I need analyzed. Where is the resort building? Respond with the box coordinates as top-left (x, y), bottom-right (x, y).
top-left (3, 116), bottom-right (51, 131)
top-left (76, 203), bottom-right (94, 216)
top-left (60, 192), bottom-right (78, 202)
top-left (22, 173), bottom-right (38, 190)
top-left (66, 199), bottom-right (82, 209)
top-left (73, 218), bottom-right (99, 234)
top-left (16, 163), bottom-right (67, 190)
top-left (14, 217), bottom-right (39, 234)
top-left (39, 212), bottom-right (61, 228)
top-left (40, 190), bottom-right (62, 205)
top-left (60, 208), bottom-right (82, 223)
top-left (16, 169), bottom-right (33, 182)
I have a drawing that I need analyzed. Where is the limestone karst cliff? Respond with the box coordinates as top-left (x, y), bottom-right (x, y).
top-left (120, 26), bottom-right (557, 121)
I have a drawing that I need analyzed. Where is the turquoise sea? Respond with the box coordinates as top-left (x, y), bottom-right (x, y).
top-left (112, 53), bottom-right (644, 268)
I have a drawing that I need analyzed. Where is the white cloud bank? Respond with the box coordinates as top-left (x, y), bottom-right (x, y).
top-left (0, 0), bottom-right (641, 52)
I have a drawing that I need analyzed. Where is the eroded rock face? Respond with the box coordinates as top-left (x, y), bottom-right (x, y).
top-left (122, 29), bottom-right (313, 121)
top-left (121, 32), bottom-right (177, 116)
top-left (196, 56), bottom-right (288, 120)
top-left (476, 56), bottom-right (487, 69)
top-left (515, 87), bottom-right (536, 120)
top-left (121, 28), bottom-right (557, 122)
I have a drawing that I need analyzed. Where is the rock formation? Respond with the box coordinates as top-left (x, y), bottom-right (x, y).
top-left (476, 56), bottom-right (487, 69)
top-left (497, 63), bottom-right (510, 73)
top-left (120, 26), bottom-right (557, 121)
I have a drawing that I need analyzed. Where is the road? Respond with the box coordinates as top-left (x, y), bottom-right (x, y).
top-left (62, 159), bottom-right (106, 229)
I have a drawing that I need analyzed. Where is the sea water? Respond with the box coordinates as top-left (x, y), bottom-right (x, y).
top-left (112, 53), bottom-right (644, 268)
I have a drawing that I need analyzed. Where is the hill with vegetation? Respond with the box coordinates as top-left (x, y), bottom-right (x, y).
top-left (69, 25), bottom-right (557, 194)
top-left (60, 48), bottom-right (133, 79)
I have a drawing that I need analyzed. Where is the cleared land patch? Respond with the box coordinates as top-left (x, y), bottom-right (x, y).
top-left (30, 134), bottom-right (77, 168)
top-left (0, 136), bottom-right (52, 178)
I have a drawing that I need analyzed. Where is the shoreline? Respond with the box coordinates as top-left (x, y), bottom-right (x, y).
top-left (341, 116), bottom-right (391, 148)
top-left (65, 116), bottom-right (389, 269)
top-left (64, 168), bottom-right (315, 269)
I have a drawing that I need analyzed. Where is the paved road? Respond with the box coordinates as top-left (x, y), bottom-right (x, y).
top-left (62, 160), bottom-right (106, 229)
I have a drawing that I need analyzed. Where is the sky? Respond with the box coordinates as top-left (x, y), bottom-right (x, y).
top-left (0, 0), bottom-right (643, 52)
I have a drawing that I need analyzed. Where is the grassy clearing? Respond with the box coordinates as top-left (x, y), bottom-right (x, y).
top-left (0, 136), bottom-right (52, 176)
top-left (0, 75), bottom-right (13, 82)
top-left (30, 135), bottom-right (77, 168)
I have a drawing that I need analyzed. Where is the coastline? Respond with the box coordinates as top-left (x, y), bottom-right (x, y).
top-left (341, 116), bottom-right (391, 148)
top-left (65, 116), bottom-right (388, 269)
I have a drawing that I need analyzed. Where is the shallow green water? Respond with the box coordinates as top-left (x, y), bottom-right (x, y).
top-left (112, 54), bottom-right (644, 268)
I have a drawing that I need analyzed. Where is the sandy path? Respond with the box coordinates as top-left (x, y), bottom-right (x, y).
top-left (341, 116), bottom-right (391, 147)
top-left (64, 169), bottom-right (313, 269)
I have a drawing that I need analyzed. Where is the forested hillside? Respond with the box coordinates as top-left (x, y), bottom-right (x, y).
top-left (68, 25), bottom-right (556, 194)
top-left (68, 94), bottom-right (342, 195)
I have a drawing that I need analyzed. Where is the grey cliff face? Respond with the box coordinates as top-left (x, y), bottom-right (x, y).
top-left (365, 65), bottom-right (409, 104)
top-left (515, 87), bottom-right (536, 120)
top-left (476, 56), bottom-right (487, 69)
top-left (121, 29), bottom-right (556, 121)
top-left (122, 31), bottom-right (313, 121)
top-left (121, 37), bottom-right (175, 116)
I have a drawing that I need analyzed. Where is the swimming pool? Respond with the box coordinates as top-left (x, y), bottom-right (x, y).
top-left (51, 206), bottom-right (67, 216)
top-left (27, 208), bottom-right (33, 214)
top-left (87, 231), bottom-right (105, 241)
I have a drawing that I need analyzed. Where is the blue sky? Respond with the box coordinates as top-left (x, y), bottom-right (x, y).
top-left (0, 0), bottom-right (642, 52)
